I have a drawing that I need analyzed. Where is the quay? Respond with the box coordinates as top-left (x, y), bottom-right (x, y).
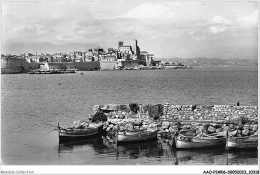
top-left (86, 103), bottom-right (258, 148)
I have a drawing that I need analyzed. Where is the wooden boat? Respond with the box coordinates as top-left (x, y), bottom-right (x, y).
top-left (175, 134), bottom-right (226, 149)
top-left (116, 129), bottom-right (157, 144)
top-left (58, 123), bottom-right (103, 142)
top-left (226, 135), bottom-right (258, 149)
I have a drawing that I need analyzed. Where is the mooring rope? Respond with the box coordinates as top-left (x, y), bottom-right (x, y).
top-left (24, 129), bottom-right (56, 145)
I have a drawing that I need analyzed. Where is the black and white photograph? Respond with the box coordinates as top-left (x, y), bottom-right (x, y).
top-left (1, 0), bottom-right (259, 174)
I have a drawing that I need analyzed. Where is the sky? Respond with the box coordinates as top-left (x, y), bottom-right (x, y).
top-left (1, 0), bottom-right (259, 58)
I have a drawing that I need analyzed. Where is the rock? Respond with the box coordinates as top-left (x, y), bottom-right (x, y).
top-left (250, 125), bottom-right (258, 131)
top-left (109, 124), bottom-right (114, 128)
top-left (249, 130), bottom-right (255, 135)
top-left (93, 105), bottom-right (100, 112)
top-left (169, 125), bottom-right (178, 132)
top-left (196, 126), bottom-right (204, 134)
top-left (143, 125), bottom-right (148, 129)
top-left (162, 125), bottom-right (169, 129)
top-left (158, 129), bottom-right (164, 134)
top-left (134, 126), bottom-right (140, 130)
top-left (113, 125), bottom-right (119, 131)
top-left (242, 129), bottom-right (250, 136)
top-left (119, 115), bottom-right (124, 119)
top-left (243, 125), bottom-right (250, 130)
top-left (119, 125), bottom-right (125, 131)
top-left (125, 123), bottom-right (134, 131)
top-left (208, 126), bottom-right (216, 133)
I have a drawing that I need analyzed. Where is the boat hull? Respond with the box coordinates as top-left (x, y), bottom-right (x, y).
top-left (175, 135), bottom-right (226, 149)
top-left (58, 125), bottom-right (103, 143)
top-left (117, 130), bottom-right (157, 144)
top-left (227, 136), bottom-right (258, 149)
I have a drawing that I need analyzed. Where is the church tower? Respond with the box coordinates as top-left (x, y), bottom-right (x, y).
top-left (118, 41), bottom-right (124, 49)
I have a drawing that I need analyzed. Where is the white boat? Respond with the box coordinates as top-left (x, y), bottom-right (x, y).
top-left (175, 134), bottom-right (226, 149)
top-left (227, 135), bottom-right (258, 149)
top-left (116, 130), bottom-right (157, 143)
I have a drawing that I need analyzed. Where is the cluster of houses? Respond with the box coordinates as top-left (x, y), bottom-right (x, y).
top-left (13, 40), bottom-right (159, 67)
top-left (1, 40), bottom-right (162, 73)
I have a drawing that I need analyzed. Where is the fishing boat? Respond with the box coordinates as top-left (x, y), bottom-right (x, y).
top-left (116, 129), bottom-right (157, 144)
top-left (226, 135), bottom-right (258, 149)
top-left (175, 134), bottom-right (226, 149)
top-left (58, 123), bottom-right (103, 142)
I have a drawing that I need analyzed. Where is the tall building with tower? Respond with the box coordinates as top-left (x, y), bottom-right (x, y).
top-left (132, 40), bottom-right (140, 57)
top-left (118, 41), bottom-right (124, 49)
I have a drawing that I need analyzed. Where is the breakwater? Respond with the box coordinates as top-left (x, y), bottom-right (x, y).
top-left (95, 103), bottom-right (258, 122)
top-left (93, 104), bottom-right (258, 145)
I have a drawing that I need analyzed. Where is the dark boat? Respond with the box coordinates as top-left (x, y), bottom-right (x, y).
top-left (58, 123), bottom-right (103, 143)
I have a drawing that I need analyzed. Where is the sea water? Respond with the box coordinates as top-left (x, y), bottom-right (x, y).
top-left (1, 67), bottom-right (258, 165)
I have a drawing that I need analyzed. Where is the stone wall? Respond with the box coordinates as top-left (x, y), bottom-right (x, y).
top-left (73, 61), bottom-right (101, 71)
top-left (118, 60), bottom-right (147, 68)
top-left (95, 104), bottom-right (258, 123)
top-left (96, 104), bottom-right (258, 140)
top-left (1, 57), bottom-right (31, 73)
top-left (100, 61), bottom-right (116, 70)
top-left (47, 62), bottom-right (75, 70)
top-left (161, 104), bottom-right (258, 123)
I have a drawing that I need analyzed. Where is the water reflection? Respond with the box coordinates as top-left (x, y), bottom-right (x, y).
top-left (57, 136), bottom-right (258, 165)
top-left (103, 136), bottom-right (157, 158)
top-left (227, 149), bottom-right (258, 165)
top-left (58, 137), bottom-right (103, 153)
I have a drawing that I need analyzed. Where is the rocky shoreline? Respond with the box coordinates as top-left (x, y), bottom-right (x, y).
top-left (81, 103), bottom-right (257, 145)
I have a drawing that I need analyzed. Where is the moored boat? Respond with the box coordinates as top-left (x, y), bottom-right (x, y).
top-left (116, 129), bottom-right (157, 144)
top-left (175, 134), bottom-right (226, 149)
top-left (226, 135), bottom-right (258, 149)
top-left (58, 123), bottom-right (103, 142)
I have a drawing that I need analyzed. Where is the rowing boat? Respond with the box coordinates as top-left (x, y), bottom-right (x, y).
top-left (58, 123), bottom-right (103, 142)
top-left (175, 134), bottom-right (226, 149)
top-left (116, 129), bottom-right (157, 144)
top-left (226, 135), bottom-right (258, 149)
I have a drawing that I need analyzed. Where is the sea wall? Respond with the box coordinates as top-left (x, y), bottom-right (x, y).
top-left (161, 104), bottom-right (258, 122)
top-left (1, 59), bottom-right (102, 73)
top-left (1, 57), bottom-right (31, 74)
top-left (47, 62), bottom-right (75, 70)
top-left (47, 62), bottom-right (101, 71)
top-left (95, 104), bottom-right (258, 122)
top-left (118, 60), bottom-right (147, 68)
top-left (100, 61), bottom-right (116, 70)
top-left (73, 61), bottom-right (100, 71)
